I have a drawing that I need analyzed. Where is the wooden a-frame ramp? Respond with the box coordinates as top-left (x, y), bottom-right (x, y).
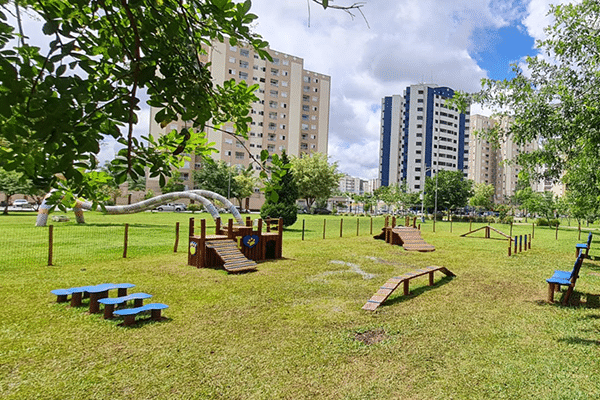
top-left (362, 266), bottom-right (455, 310)
top-left (205, 240), bottom-right (257, 273)
top-left (460, 225), bottom-right (511, 239)
top-left (374, 226), bottom-right (435, 252)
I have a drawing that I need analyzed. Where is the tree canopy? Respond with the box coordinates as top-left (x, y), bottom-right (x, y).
top-left (423, 170), bottom-right (473, 214)
top-left (291, 152), bottom-right (343, 211)
top-left (0, 0), bottom-right (272, 207)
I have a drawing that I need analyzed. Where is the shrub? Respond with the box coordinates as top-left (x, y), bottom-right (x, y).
top-left (501, 216), bottom-right (514, 224)
top-left (486, 216), bottom-right (496, 224)
top-left (187, 204), bottom-right (203, 213)
top-left (536, 218), bottom-right (549, 226)
top-left (550, 218), bottom-right (560, 227)
top-left (260, 203), bottom-right (297, 227)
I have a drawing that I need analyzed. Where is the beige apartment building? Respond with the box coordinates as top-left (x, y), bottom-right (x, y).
top-left (468, 114), bottom-right (546, 203)
top-left (147, 42), bottom-right (331, 210)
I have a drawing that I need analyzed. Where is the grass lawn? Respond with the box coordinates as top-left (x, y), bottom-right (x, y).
top-left (2, 211), bottom-right (600, 399)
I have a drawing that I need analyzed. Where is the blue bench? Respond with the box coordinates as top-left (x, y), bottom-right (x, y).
top-left (113, 303), bottom-right (169, 326)
top-left (576, 232), bottom-right (593, 258)
top-left (547, 251), bottom-right (584, 305)
top-left (98, 293), bottom-right (153, 319)
top-left (51, 283), bottom-right (135, 312)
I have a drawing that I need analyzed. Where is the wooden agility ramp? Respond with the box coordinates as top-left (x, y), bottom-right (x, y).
top-left (205, 240), bottom-right (257, 273)
top-left (362, 266), bottom-right (455, 310)
top-left (375, 226), bottom-right (435, 252)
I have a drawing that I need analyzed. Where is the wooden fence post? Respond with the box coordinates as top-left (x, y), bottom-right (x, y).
top-left (529, 234), bottom-right (532, 249)
top-left (370, 217), bottom-right (373, 235)
top-left (469, 219), bottom-right (472, 232)
top-left (510, 221), bottom-right (513, 237)
top-left (508, 238), bottom-right (512, 257)
top-left (48, 225), bottom-right (53, 266)
top-left (340, 218), bottom-right (343, 238)
top-left (123, 223), bottom-right (129, 258)
top-left (174, 222), bottom-right (180, 253)
top-left (532, 223), bottom-right (535, 239)
top-left (450, 216), bottom-right (453, 233)
top-left (302, 219), bottom-right (305, 241)
top-left (514, 236), bottom-right (518, 254)
top-left (357, 218), bottom-right (360, 236)
top-left (519, 235), bottom-right (522, 253)
top-left (555, 223), bottom-right (558, 240)
top-left (323, 219), bottom-right (326, 240)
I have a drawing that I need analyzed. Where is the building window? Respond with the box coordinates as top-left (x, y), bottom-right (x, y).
top-left (271, 68), bottom-right (279, 76)
top-left (303, 95), bottom-right (310, 102)
top-left (229, 56), bottom-right (236, 63)
top-left (269, 112), bottom-right (277, 119)
top-left (302, 114), bottom-right (309, 121)
top-left (230, 45), bottom-right (237, 52)
top-left (303, 105), bottom-right (309, 111)
top-left (270, 90), bottom-right (278, 97)
top-left (239, 60), bottom-right (249, 69)
top-left (270, 79), bottom-right (278, 86)
top-left (269, 101), bottom-right (278, 108)
top-left (303, 86), bottom-right (310, 92)
top-left (239, 71), bottom-right (248, 80)
top-left (240, 49), bottom-right (249, 57)
top-left (303, 76), bottom-right (311, 82)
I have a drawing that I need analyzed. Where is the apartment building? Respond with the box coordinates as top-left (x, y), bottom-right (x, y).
top-left (338, 175), bottom-right (380, 195)
top-left (467, 114), bottom-right (545, 202)
top-left (147, 42), bottom-right (331, 210)
top-left (379, 83), bottom-right (470, 192)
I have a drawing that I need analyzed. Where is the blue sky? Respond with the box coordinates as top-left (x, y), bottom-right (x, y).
top-left (470, 25), bottom-right (537, 81)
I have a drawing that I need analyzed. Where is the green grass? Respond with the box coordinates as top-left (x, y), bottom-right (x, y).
top-left (2, 211), bottom-right (600, 399)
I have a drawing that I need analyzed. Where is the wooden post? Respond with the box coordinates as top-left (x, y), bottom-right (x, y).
top-left (510, 221), bottom-right (513, 237)
top-left (356, 218), bottom-right (359, 236)
top-left (450, 216), bottom-right (452, 233)
top-left (340, 218), bottom-right (343, 238)
top-left (246, 216), bottom-right (251, 226)
top-left (508, 239), bottom-right (512, 256)
top-left (469, 219), bottom-right (472, 232)
top-left (532, 223), bottom-right (535, 239)
top-left (302, 219), bottom-right (305, 241)
top-left (215, 217), bottom-right (221, 235)
top-left (528, 234), bottom-right (532, 250)
top-left (514, 236), bottom-right (518, 254)
top-left (48, 225), bottom-right (53, 266)
top-left (189, 217), bottom-right (194, 237)
top-left (370, 217), bottom-right (373, 235)
top-left (519, 235), bottom-right (522, 253)
top-left (433, 218), bottom-right (436, 233)
top-left (555, 223), bottom-right (558, 240)
top-left (579, 223), bottom-right (581, 240)
top-left (323, 219), bottom-right (326, 240)
top-left (524, 234), bottom-right (527, 251)
top-left (123, 223), bottom-right (129, 258)
top-left (174, 222), bottom-right (180, 253)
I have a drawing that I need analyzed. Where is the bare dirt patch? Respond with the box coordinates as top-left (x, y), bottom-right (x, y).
top-left (354, 328), bottom-right (388, 345)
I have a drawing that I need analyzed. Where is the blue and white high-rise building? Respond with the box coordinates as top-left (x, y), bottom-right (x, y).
top-left (379, 83), bottom-right (470, 191)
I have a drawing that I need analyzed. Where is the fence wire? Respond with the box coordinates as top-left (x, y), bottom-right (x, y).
top-left (1, 222), bottom-right (183, 268)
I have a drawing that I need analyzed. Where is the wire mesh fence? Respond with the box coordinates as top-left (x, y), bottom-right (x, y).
top-left (2, 222), bottom-right (183, 268)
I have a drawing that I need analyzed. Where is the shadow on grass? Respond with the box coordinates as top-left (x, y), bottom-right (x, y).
top-left (117, 316), bottom-right (173, 329)
top-left (381, 276), bottom-right (455, 308)
top-left (557, 337), bottom-right (600, 346)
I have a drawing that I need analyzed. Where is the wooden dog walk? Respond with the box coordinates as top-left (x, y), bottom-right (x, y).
top-left (362, 266), bottom-right (455, 310)
top-left (205, 240), bottom-right (257, 273)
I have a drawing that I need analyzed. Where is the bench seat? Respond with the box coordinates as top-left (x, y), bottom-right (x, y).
top-left (51, 283), bottom-right (135, 310)
top-left (113, 303), bottom-right (169, 326)
top-left (546, 252), bottom-right (583, 305)
top-left (98, 293), bottom-right (153, 319)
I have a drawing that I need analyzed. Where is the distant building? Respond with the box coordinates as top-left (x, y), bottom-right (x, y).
top-left (379, 83), bottom-right (470, 192)
top-left (467, 114), bottom-right (547, 202)
top-left (147, 41), bottom-right (331, 210)
top-left (337, 174), bottom-right (379, 195)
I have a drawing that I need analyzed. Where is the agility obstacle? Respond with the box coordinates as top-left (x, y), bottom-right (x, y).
top-left (461, 225), bottom-right (532, 256)
top-left (188, 217), bottom-right (283, 273)
top-left (362, 266), bottom-right (455, 310)
top-left (35, 190), bottom-right (244, 227)
top-left (374, 216), bottom-right (435, 252)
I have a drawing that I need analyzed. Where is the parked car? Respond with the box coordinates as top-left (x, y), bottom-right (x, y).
top-left (312, 208), bottom-right (331, 215)
top-left (12, 199), bottom-right (31, 207)
top-left (154, 203), bottom-right (186, 212)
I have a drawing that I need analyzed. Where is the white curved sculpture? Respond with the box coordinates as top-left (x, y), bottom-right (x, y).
top-left (35, 190), bottom-right (244, 227)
